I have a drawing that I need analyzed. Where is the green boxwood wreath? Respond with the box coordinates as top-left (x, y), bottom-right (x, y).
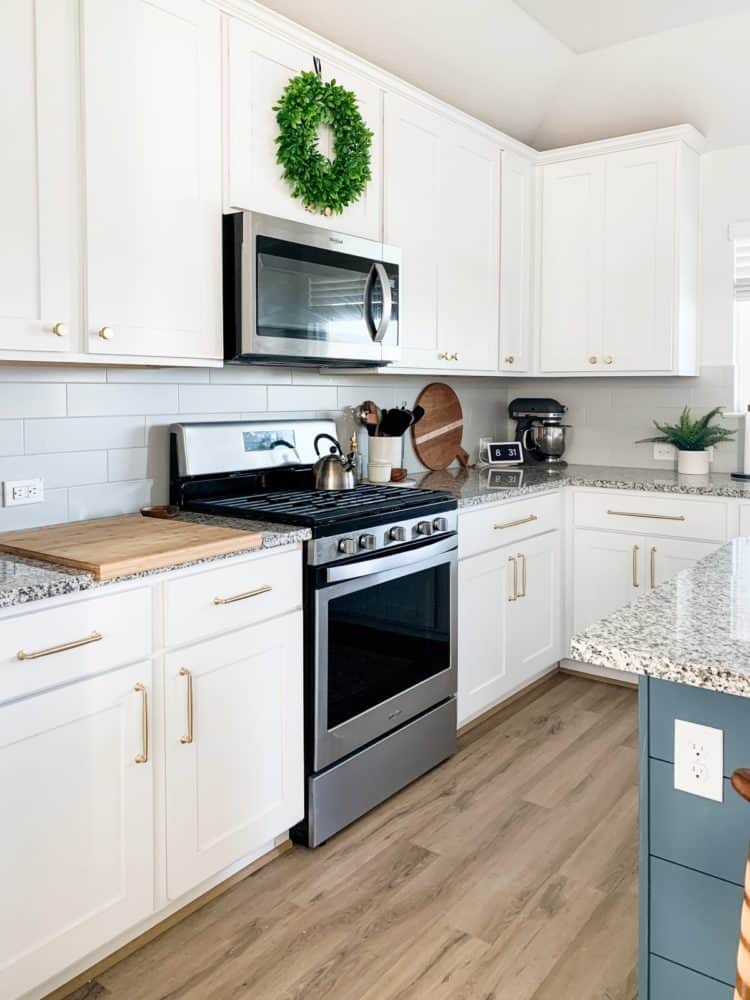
top-left (274, 70), bottom-right (373, 216)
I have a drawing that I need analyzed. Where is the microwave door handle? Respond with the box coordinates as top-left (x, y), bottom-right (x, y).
top-left (364, 262), bottom-right (392, 343)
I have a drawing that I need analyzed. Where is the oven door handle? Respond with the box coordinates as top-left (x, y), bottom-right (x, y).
top-left (325, 536), bottom-right (457, 584)
top-left (364, 262), bottom-right (392, 344)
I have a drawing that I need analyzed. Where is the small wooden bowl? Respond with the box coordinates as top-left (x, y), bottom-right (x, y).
top-left (140, 505), bottom-right (179, 519)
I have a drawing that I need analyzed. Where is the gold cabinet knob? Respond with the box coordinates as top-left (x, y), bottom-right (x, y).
top-left (438, 352), bottom-right (449, 361)
top-left (98, 326), bottom-right (115, 341)
top-left (504, 355), bottom-right (515, 365)
top-left (604, 355), bottom-right (614, 365)
top-left (52, 322), bottom-right (68, 337)
top-left (450, 352), bottom-right (460, 362)
top-left (588, 355), bottom-right (598, 365)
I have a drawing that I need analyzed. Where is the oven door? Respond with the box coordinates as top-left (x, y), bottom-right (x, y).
top-left (312, 536), bottom-right (457, 772)
top-left (246, 214), bottom-right (399, 365)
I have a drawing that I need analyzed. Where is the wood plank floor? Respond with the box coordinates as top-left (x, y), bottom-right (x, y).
top-left (65, 674), bottom-right (639, 1000)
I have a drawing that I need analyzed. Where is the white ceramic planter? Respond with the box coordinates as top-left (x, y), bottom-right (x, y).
top-left (677, 449), bottom-right (710, 475)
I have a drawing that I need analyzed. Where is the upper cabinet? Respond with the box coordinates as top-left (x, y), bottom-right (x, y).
top-left (538, 139), bottom-right (699, 376)
top-left (82, 0), bottom-right (222, 362)
top-left (384, 93), bottom-right (501, 373)
top-left (0, 0), bottom-right (80, 356)
top-left (499, 151), bottom-right (534, 374)
top-left (226, 20), bottom-right (382, 241)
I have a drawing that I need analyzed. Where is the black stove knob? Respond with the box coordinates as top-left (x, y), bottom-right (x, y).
top-left (416, 521), bottom-right (433, 536)
top-left (388, 526), bottom-right (406, 542)
top-left (432, 517), bottom-right (448, 532)
top-left (338, 538), bottom-right (357, 555)
top-left (359, 533), bottom-right (376, 550)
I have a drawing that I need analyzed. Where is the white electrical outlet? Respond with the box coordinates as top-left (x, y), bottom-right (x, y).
top-left (2, 478), bottom-right (44, 507)
top-left (653, 443), bottom-right (676, 461)
top-left (674, 719), bottom-right (723, 802)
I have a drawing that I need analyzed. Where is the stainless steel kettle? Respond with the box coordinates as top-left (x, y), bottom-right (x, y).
top-left (313, 433), bottom-right (356, 491)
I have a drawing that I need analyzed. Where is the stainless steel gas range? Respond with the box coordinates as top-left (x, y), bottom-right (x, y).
top-left (170, 419), bottom-right (458, 847)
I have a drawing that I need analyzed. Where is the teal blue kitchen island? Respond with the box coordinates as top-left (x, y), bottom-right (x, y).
top-left (571, 538), bottom-right (750, 999)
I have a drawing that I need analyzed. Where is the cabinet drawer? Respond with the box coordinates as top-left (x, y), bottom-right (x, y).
top-left (649, 759), bottom-right (747, 885)
top-left (650, 857), bottom-right (740, 986)
top-left (458, 492), bottom-right (561, 559)
top-left (0, 588), bottom-right (151, 703)
top-left (164, 547), bottom-right (302, 647)
top-left (574, 490), bottom-right (727, 541)
top-left (650, 955), bottom-right (731, 999)
top-left (649, 677), bottom-right (750, 778)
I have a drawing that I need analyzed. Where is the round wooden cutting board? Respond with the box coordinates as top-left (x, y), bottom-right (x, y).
top-left (412, 383), bottom-right (470, 471)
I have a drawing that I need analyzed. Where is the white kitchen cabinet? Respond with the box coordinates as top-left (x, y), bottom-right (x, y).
top-left (0, 663), bottom-right (154, 1000)
top-left (226, 20), bottom-right (382, 241)
top-left (165, 611), bottom-right (304, 899)
top-left (499, 151), bottom-right (534, 373)
top-left (81, 0), bottom-right (222, 362)
top-left (506, 531), bottom-right (561, 684)
top-left (539, 140), bottom-right (699, 376)
top-left (0, 0), bottom-right (80, 356)
top-left (645, 536), bottom-right (716, 589)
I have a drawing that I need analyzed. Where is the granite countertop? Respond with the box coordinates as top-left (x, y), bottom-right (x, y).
top-left (414, 464), bottom-right (750, 509)
top-left (0, 516), bottom-right (311, 611)
top-left (570, 538), bottom-right (750, 697)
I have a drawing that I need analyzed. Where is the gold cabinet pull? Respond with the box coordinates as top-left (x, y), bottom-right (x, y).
top-left (508, 556), bottom-right (518, 602)
top-left (17, 630), bottom-right (102, 661)
top-left (134, 683), bottom-right (149, 764)
top-left (650, 546), bottom-right (657, 589)
top-left (632, 545), bottom-right (640, 588)
top-left (213, 584), bottom-right (272, 606)
top-left (518, 553), bottom-right (527, 598)
top-left (494, 514), bottom-right (538, 531)
top-left (607, 509), bottom-right (685, 522)
top-left (179, 668), bottom-right (194, 744)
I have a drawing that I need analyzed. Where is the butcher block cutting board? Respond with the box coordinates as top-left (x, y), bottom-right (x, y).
top-left (0, 515), bottom-right (263, 580)
top-left (412, 383), bottom-right (470, 471)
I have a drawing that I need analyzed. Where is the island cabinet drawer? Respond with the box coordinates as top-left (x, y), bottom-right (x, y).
top-left (650, 955), bottom-right (732, 999)
top-left (164, 547), bottom-right (302, 648)
top-left (649, 760), bottom-right (747, 885)
top-left (650, 857), bottom-right (741, 987)
top-left (649, 678), bottom-right (750, 778)
top-left (458, 493), bottom-right (561, 559)
top-left (574, 491), bottom-right (727, 542)
top-left (0, 588), bottom-right (151, 703)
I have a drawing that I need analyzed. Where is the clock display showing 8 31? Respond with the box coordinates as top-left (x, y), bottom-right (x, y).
top-left (487, 441), bottom-right (523, 466)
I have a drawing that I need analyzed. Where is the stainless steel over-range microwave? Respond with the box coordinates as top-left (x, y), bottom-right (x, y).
top-left (223, 212), bottom-right (400, 367)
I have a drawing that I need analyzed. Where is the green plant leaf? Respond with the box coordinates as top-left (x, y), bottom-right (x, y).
top-left (635, 406), bottom-right (735, 451)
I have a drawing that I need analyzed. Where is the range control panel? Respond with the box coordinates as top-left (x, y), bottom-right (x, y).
top-left (309, 510), bottom-right (458, 566)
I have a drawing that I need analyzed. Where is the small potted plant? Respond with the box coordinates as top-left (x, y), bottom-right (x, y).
top-left (637, 406), bottom-right (734, 475)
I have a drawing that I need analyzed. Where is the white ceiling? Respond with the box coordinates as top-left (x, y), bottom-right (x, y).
top-left (514, 0), bottom-right (750, 54)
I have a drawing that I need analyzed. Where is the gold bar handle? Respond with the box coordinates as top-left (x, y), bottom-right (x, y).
top-left (213, 584), bottom-right (272, 606)
top-left (518, 553), bottom-right (527, 598)
top-left (17, 630), bottom-right (102, 661)
top-left (508, 556), bottom-right (518, 602)
top-left (632, 545), bottom-right (640, 588)
top-left (179, 668), bottom-right (194, 745)
top-left (134, 683), bottom-right (149, 764)
top-left (607, 509), bottom-right (685, 522)
top-left (494, 514), bottom-right (539, 531)
top-left (650, 546), bottom-right (657, 589)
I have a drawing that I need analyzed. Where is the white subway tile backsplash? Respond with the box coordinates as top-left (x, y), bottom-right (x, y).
top-left (267, 385), bottom-right (339, 411)
top-left (0, 365), bottom-right (105, 382)
top-left (0, 383), bottom-right (66, 418)
top-left (68, 480), bottom-right (153, 521)
top-left (25, 416), bottom-right (146, 454)
top-left (0, 452), bottom-right (107, 489)
top-left (0, 489), bottom-right (68, 530)
top-left (178, 385), bottom-right (267, 413)
top-left (210, 365), bottom-right (292, 384)
top-left (0, 421), bottom-right (23, 456)
top-left (106, 366), bottom-right (210, 384)
top-left (108, 448), bottom-right (148, 482)
top-left (68, 384), bottom-right (179, 416)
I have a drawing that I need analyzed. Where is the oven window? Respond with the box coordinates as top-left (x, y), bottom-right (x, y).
top-left (326, 564), bottom-right (450, 730)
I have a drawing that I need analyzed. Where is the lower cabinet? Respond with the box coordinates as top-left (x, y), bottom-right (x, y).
top-left (458, 528), bottom-right (561, 725)
top-left (165, 611), bottom-right (304, 899)
top-left (0, 662), bottom-right (154, 1000)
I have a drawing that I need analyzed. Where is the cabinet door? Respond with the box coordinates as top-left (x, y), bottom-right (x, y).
top-left (0, 0), bottom-right (79, 355)
top-left (457, 547), bottom-right (509, 725)
top-left (645, 536), bottom-right (717, 589)
top-left (165, 612), bottom-right (303, 899)
top-left (539, 156), bottom-right (605, 373)
top-left (227, 20), bottom-right (382, 241)
top-left (507, 532), bottom-right (561, 683)
top-left (603, 144), bottom-right (677, 372)
top-left (438, 121), bottom-right (500, 372)
top-left (82, 0), bottom-right (222, 361)
top-left (499, 151), bottom-right (534, 373)
top-left (0, 663), bottom-right (154, 1000)
top-left (573, 529), bottom-right (644, 633)
top-left (384, 94), bottom-right (445, 370)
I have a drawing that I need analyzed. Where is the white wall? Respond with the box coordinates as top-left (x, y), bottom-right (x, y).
top-left (0, 366), bottom-right (509, 531)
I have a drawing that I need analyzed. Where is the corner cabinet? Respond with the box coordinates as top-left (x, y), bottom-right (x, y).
top-left (538, 138), bottom-right (699, 376)
top-left (226, 18), bottom-right (382, 241)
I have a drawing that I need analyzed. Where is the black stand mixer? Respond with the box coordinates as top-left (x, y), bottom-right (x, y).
top-left (509, 398), bottom-right (569, 466)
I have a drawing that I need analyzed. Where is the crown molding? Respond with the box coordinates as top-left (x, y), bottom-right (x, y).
top-left (536, 124), bottom-right (706, 163)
